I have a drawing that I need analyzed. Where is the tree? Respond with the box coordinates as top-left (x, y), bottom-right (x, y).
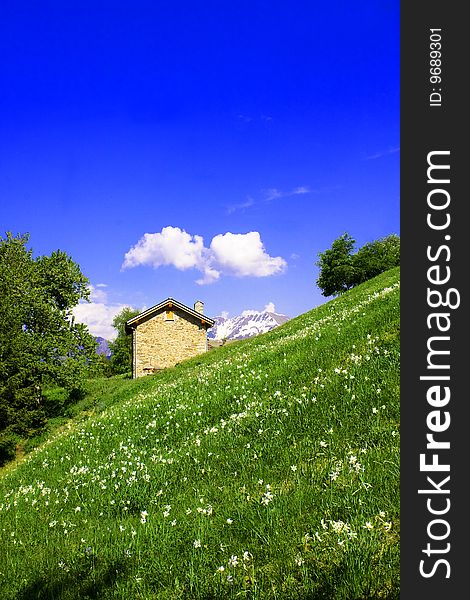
top-left (353, 234), bottom-right (400, 284)
top-left (0, 232), bottom-right (97, 442)
top-left (315, 233), bottom-right (357, 297)
top-left (109, 307), bottom-right (140, 375)
top-left (315, 233), bottom-right (400, 297)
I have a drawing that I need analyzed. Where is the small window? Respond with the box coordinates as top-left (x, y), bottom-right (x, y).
top-left (165, 310), bottom-right (174, 320)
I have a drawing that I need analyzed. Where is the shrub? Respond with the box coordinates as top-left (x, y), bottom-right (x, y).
top-left (0, 433), bottom-right (17, 466)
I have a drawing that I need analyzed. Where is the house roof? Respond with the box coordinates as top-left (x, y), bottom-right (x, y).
top-left (125, 297), bottom-right (216, 332)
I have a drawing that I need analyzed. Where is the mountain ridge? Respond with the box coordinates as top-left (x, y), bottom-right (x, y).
top-left (207, 308), bottom-right (290, 341)
top-left (94, 336), bottom-right (112, 358)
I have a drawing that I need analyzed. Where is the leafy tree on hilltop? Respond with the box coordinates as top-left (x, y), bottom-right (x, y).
top-left (109, 307), bottom-right (140, 375)
top-left (315, 233), bottom-right (357, 297)
top-left (316, 232), bottom-right (400, 297)
top-left (0, 232), bottom-right (97, 453)
top-left (353, 234), bottom-right (400, 285)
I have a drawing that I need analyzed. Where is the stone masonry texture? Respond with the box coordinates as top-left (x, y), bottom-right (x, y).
top-left (132, 306), bottom-right (209, 377)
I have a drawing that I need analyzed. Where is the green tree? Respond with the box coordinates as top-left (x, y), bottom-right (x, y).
top-left (109, 307), bottom-right (140, 375)
top-left (93, 353), bottom-right (113, 378)
top-left (0, 232), bottom-right (97, 441)
top-left (315, 233), bottom-right (357, 297)
top-left (315, 232), bottom-right (400, 297)
top-left (353, 234), bottom-right (400, 284)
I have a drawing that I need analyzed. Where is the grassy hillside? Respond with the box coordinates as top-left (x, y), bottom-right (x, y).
top-left (0, 268), bottom-right (400, 600)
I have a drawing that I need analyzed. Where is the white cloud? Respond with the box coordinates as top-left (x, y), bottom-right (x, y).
top-left (226, 185), bottom-right (310, 214)
top-left (195, 266), bottom-right (221, 285)
top-left (122, 227), bottom-right (207, 271)
top-left (88, 284), bottom-right (108, 304)
top-left (240, 301), bottom-right (277, 317)
top-left (226, 197), bottom-right (255, 215)
top-left (210, 231), bottom-right (286, 278)
top-left (122, 227), bottom-right (287, 285)
top-left (263, 186), bottom-right (310, 202)
top-left (237, 114), bottom-right (253, 123)
top-left (365, 146), bottom-right (400, 160)
top-left (73, 301), bottom-right (132, 340)
top-left (237, 114), bottom-right (273, 123)
top-left (263, 188), bottom-right (283, 202)
top-left (292, 186), bottom-right (310, 195)
top-left (264, 302), bottom-right (276, 313)
top-left (73, 283), bottom-right (137, 339)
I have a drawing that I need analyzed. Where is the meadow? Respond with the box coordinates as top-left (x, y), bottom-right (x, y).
top-left (0, 268), bottom-right (400, 599)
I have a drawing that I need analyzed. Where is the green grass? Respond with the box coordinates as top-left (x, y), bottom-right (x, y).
top-left (0, 268), bottom-right (400, 599)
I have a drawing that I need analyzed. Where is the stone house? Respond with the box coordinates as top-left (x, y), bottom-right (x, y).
top-left (125, 298), bottom-right (215, 378)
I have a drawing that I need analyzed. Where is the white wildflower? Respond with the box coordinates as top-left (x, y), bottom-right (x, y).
top-left (228, 555), bottom-right (239, 567)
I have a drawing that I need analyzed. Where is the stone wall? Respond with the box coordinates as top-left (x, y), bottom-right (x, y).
top-left (133, 306), bottom-right (208, 377)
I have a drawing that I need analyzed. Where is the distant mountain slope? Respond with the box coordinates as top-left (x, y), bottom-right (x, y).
top-left (207, 309), bottom-right (290, 340)
top-left (94, 336), bottom-right (112, 358)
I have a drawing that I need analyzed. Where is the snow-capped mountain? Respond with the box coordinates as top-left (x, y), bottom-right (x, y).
top-left (95, 336), bottom-right (112, 358)
top-left (207, 308), bottom-right (290, 341)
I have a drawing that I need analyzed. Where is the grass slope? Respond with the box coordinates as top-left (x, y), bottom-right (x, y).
top-left (0, 268), bottom-right (400, 600)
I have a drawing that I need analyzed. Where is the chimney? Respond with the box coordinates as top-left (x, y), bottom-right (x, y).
top-left (194, 300), bottom-right (204, 314)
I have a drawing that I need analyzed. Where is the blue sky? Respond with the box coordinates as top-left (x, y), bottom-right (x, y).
top-left (0, 1), bottom-right (399, 339)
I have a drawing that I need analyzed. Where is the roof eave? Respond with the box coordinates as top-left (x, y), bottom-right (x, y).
top-left (125, 297), bottom-right (215, 331)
